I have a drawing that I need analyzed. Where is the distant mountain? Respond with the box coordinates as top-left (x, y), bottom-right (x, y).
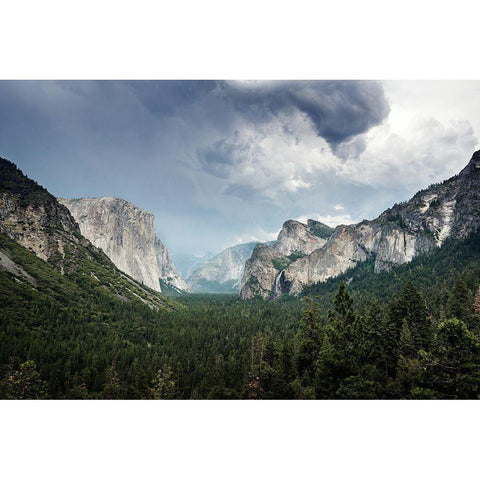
top-left (241, 150), bottom-right (480, 299)
top-left (59, 197), bottom-right (188, 294)
top-left (172, 251), bottom-right (216, 280)
top-left (187, 242), bottom-right (260, 293)
top-left (0, 157), bottom-right (177, 311)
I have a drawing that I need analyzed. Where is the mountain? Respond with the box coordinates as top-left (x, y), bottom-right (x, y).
top-left (187, 241), bottom-right (259, 293)
top-left (240, 219), bottom-right (334, 298)
top-left (0, 157), bottom-right (176, 311)
top-left (240, 150), bottom-right (480, 299)
top-left (59, 197), bottom-right (188, 294)
top-left (173, 251), bottom-right (216, 280)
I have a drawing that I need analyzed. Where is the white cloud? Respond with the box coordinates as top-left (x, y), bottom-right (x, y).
top-left (194, 86), bottom-right (478, 211)
top-left (336, 106), bottom-right (478, 189)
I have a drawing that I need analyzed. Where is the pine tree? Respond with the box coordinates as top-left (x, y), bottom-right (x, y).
top-left (315, 284), bottom-right (358, 398)
top-left (295, 295), bottom-right (322, 382)
top-left (399, 319), bottom-right (415, 358)
top-left (333, 282), bottom-right (356, 331)
top-left (421, 319), bottom-right (480, 398)
top-left (447, 277), bottom-right (472, 323)
top-left (390, 281), bottom-right (432, 351)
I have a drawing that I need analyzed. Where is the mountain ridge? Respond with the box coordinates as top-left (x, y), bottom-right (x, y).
top-left (240, 150), bottom-right (480, 299)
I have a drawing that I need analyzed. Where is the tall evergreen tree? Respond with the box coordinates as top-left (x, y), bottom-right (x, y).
top-left (103, 361), bottom-right (122, 399)
top-left (151, 366), bottom-right (176, 399)
top-left (389, 281), bottom-right (432, 352)
top-left (421, 319), bottom-right (480, 398)
top-left (447, 277), bottom-right (472, 324)
top-left (295, 296), bottom-right (322, 383)
top-left (315, 283), bottom-right (358, 398)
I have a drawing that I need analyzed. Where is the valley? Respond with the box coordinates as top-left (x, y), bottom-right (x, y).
top-left (1, 151), bottom-right (480, 399)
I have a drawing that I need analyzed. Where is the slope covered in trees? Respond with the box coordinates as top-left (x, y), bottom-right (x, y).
top-left (1, 255), bottom-right (479, 398)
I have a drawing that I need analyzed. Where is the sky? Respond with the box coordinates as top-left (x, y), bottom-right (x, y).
top-left (0, 80), bottom-right (479, 259)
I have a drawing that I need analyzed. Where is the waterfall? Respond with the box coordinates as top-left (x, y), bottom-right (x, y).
top-left (273, 270), bottom-right (284, 297)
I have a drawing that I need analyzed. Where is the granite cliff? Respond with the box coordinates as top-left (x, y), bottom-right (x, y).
top-left (240, 150), bottom-right (480, 299)
top-left (59, 197), bottom-right (187, 293)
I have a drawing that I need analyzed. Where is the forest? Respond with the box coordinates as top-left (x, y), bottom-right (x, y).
top-left (1, 231), bottom-right (479, 399)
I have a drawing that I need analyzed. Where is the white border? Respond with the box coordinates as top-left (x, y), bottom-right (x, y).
top-left (1, 1), bottom-right (479, 478)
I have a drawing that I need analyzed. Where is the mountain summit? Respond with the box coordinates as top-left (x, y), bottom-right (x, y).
top-left (240, 150), bottom-right (480, 299)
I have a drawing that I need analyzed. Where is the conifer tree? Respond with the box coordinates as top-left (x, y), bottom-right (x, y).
top-left (447, 277), bottom-right (472, 324)
top-left (399, 319), bottom-right (415, 358)
top-left (390, 281), bottom-right (432, 351)
top-left (295, 295), bottom-right (322, 382)
top-left (315, 284), bottom-right (357, 397)
top-left (421, 319), bottom-right (480, 398)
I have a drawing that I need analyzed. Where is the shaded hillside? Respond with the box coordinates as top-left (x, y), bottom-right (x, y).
top-left (0, 156), bottom-right (176, 311)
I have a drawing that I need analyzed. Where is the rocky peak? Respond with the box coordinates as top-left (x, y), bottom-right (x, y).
top-left (460, 149), bottom-right (480, 177)
top-left (59, 197), bottom-right (187, 293)
top-left (275, 219), bottom-right (330, 256)
top-left (240, 150), bottom-right (480, 299)
top-left (240, 218), bottom-right (332, 299)
top-left (0, 157), bottom-right (175, 311)
top-left (0, 157), bottom-right (82, 268)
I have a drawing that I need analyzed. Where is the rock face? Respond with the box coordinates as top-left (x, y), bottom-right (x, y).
top-left (187, 241), bottom-right (258, 293)
top-left (0, 157), bottom-right (173, 310)
top-left (240, 150), bottom-right (480, 299)
top-left (0, 158), bottom-right (83, 273)
top-left (240, 220), bottom-right (333, 299)
top-left (59, 197), bottom-right (187, 293)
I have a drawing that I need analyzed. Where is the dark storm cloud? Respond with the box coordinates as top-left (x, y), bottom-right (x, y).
top-left (217, 80), bottom-right (390, 149)
top-left (196, 138), bottom-right (248, 179)
top-left (124, 80), bottom-right (389, 153)
top-left (126, 80), bottom-right (218, 114)
top-left (191, 81), bottom-right (389, 180)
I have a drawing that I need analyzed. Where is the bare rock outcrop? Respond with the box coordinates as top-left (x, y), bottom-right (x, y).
top-left (59, 197), bottom-right (187, 293)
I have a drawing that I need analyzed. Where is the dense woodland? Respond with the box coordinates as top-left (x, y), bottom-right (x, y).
top-left (1, 230), bottom-right (480, 399)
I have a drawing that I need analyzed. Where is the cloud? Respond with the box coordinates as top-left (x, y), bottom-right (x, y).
top-left (336, 108), bottom-right (478, 189)
top-left (1, 80), bottom-right (479, 258)
top-left (227, 229), bottom-right (279, 249)
top-left (192, 81), bottom-right (390, 203)
top-left (217, 81), bottom-right (389, 148)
